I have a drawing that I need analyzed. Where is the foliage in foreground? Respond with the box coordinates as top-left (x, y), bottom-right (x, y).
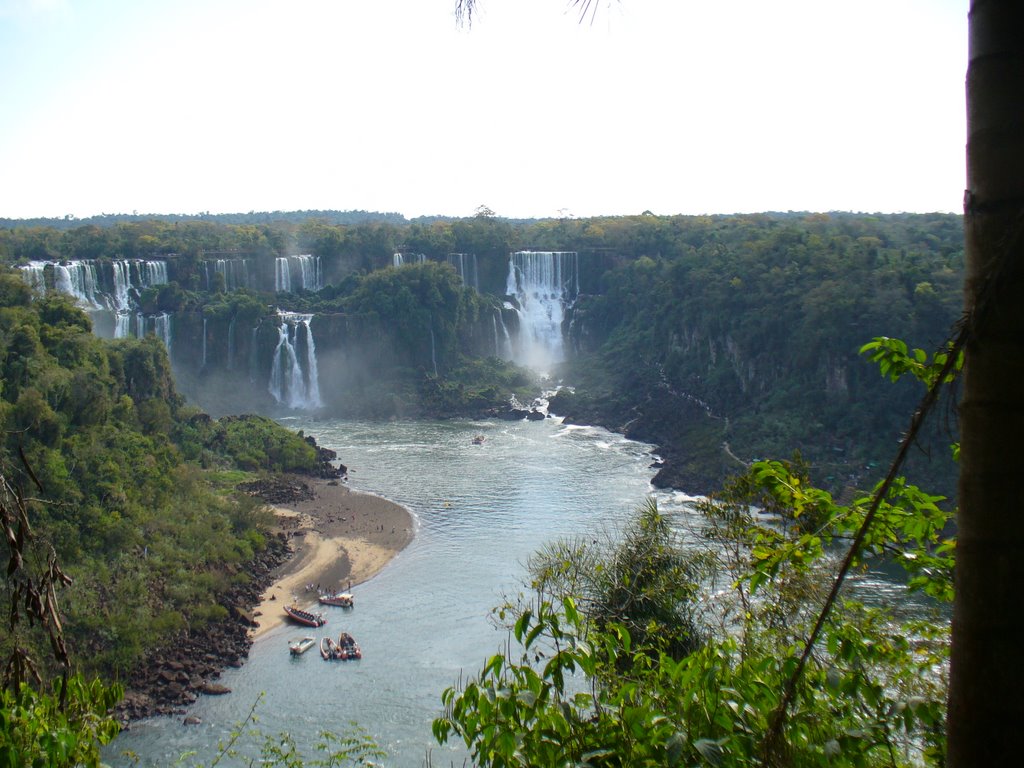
top-left (435, 463), bottom-right (951, 766)
top-left (0, 677), bottom-right (122, 768)
top-left (435, 337), bottom-right (956, 766)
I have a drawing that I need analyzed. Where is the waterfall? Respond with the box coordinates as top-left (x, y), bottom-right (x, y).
top-left (114, 313), bottom-right (132, 339)
top-left (204, 258), bottom-right (251, 291)
top-left (201, 317), bottom-right (208, 369)
top-left (447, 253), bottom-right (479, 291)
top-left (393, 253), bottom-right (425, 268)
top-left (274, 256), bottom-right (321, 293)
top-left (493, 308), bottom-right (513, 360)
top-left (144, 260), bottom-right (168, 287)
top-left (53, 261), bottom-right (101, 308)
top-left (153, 313), bottom-right (173, 359)
top-left (110, 261), bottom-right (132, 310)
top-left (275, 257), bottom-right (292, 293)
top-left (268, 313), bottom-right (321, 410)
top-left (293, 255), bottom-right (321, 292)
top-left (504, 251), bottom-right (579, 370)
top-left (18, 262), bottom-right (48, 294)
top-left (17, 258), bottom-right (167, 312)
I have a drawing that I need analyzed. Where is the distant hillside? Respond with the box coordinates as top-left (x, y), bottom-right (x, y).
top-left (0, 209), bottom-right (410, 230)
top-left (0, 210), bottom-right (964, 500)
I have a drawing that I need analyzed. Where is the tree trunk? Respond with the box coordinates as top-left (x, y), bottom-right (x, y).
top-left (949, 1), bottom-right (1024, 764)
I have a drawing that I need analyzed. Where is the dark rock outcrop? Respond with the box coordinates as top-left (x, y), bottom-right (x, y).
top-left (113, 533), bottom-right (291, 725)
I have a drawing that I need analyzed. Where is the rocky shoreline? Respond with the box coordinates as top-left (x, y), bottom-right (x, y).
top-left (114, 480), bottom-right (312, 726)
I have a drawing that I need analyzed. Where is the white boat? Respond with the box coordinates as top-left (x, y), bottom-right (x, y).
top-left (318, 591), bottom-right (354, 608)
top-left (289, 636), bottom-right (316, 655)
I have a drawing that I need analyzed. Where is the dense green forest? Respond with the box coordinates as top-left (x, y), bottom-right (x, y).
top-left (0, 209), bottom-right (963, 765)
top-left (0, 210), bottom-right (964, 498)
top-left (0, 268), bottom-right (325, 680)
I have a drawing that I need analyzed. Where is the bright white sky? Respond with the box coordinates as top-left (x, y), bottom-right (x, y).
top-left (0, 0), bottom-right (966, 220)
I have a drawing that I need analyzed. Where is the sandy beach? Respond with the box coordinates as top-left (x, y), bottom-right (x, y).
top-left (250, 478), bottom-right (414, 638)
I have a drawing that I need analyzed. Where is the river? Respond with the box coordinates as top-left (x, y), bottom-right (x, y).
top-left (108, 415), bottom-right (684, 766)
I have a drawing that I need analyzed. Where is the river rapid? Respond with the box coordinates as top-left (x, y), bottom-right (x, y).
top-left (109, 415), bottom-right (686, 767)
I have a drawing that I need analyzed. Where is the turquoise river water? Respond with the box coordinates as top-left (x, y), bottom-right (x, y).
top-left (108, 415), bottom-right (688, 766)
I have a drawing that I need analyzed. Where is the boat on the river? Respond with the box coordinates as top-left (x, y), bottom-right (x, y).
top-left (320, 636), bottom-right (338, 659)
top-left (337, 631), bottom-right (362, 660)
top-left (472, 434), bottom-right (485, 445)
top-left (320, 632), bottom-right (362, 660)
top-left (318, 591), bottom-right (354, 608)
top-left (288, 636), bottom-right (316, 655)
top-left (284, 605), bottom-right (327, 627)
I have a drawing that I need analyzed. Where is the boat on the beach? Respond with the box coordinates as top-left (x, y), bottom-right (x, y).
top-left (318, 591), bottom-right (354, 608)
top-left (289, 636), bottom-right (316, 655)
top-left (284, 605), bottom-right (327, 627)
top-left (320, 632), bottom-right (362, 661)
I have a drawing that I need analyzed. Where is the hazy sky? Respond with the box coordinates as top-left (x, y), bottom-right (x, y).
top-left (0, 0), bottom-right (966, 220)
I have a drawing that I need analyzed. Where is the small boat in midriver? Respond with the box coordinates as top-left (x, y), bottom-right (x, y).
top-left (283, 605), bottom-right (327, 627)
top-left (289, 636), bottom-right (316, 655)
top-left (318, 591), bottom-right (354, 608)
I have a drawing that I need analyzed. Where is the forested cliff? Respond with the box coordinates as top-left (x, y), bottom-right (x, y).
top-left (0, 268), bottom-right (328, 682)
top-left (1, 210), bottom-right (963, 499)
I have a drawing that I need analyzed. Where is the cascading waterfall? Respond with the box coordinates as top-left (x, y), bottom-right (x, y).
top-left (114, 313), bottom-right (133, 339)
top-left (201, 318), bottom-right (208, 369)
top-left (17, 262), bottom-right (48, 294)
top-left (110, 261), bottom-right (132, 310)
top-left (153, 313), bottom-right (173, 359)
top-left (276, 255), bottom-right (321, 293)
top-left (205, 258), bottom-right (251, 292)
top-left (293, 255), bottom-right (321, 292)
top-left (446, 253), bottom-right (479, 291)
top-left (393, 253), bottom-right (425, 268)
top-left (18, 259), bottom-right (170, 338)
top-left (268, 313), bottom-right (322, 410)
top-left (275, 257), bottom-right (292, 293)
top-left (505, 251), bottom-right (579, 370)
top-left (144, 261), bottom-right (168, 286)
top-left (493, 308), bottom-right (513, 359)
top-left (53, 261), bottom-right (102, 308)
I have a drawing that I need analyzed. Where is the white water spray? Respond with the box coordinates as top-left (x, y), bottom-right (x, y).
top-left (504, 251), bottom-right (578, 370)
top-left (268, 313), bottom-right (322, 410)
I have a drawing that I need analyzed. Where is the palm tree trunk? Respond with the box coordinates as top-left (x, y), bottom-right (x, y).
top-left (949, 1), bottom-right (1024, 763)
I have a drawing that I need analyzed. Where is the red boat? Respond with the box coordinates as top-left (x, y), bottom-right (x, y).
top-left (283, 604), bottom-right (326, 627)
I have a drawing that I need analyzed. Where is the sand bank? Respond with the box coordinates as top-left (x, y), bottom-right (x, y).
top-left (250, 478), bottom-right (414, 638)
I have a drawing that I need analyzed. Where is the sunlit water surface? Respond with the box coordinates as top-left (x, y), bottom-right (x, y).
top-left (109, 417), bottom-right (667, 766)
top-left (107, 416), bottom-right (935, 766)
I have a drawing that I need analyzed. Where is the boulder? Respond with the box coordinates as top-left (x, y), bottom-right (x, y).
top-left (234, 606), bottom-right (258, 626)
top-left (199, 682), bottom-right (232, 695)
